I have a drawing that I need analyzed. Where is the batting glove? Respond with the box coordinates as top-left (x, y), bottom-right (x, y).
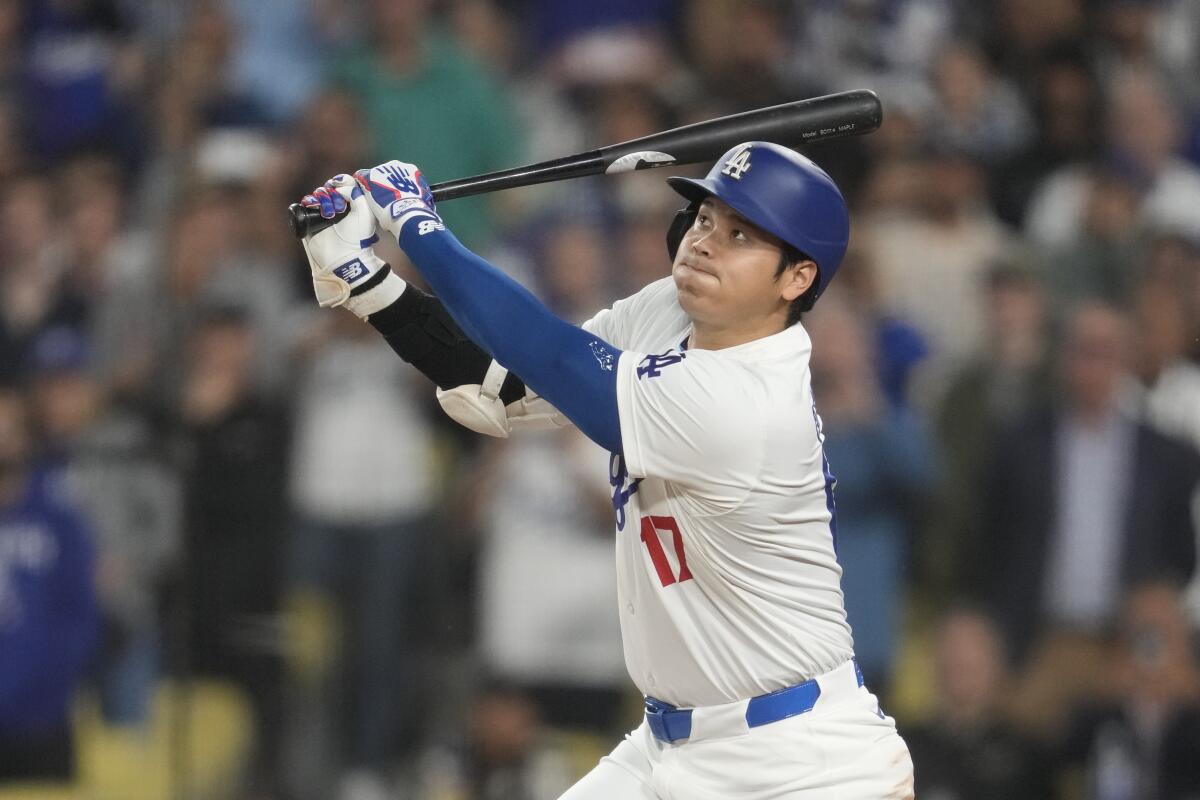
top-left (299, 174), bottom-right (405, 319)
top-left (353, 161), bottom-right (444, 243)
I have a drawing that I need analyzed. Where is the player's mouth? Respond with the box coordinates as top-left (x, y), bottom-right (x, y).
top-left (677, 259), bottom-right (716, 278)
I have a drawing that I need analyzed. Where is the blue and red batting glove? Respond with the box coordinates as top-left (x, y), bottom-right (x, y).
top-left (354, 162), bottom-right (435, 210)
top-left (301, 175), bottom-right (354, 218)
top-left (353, 161), bottom-right (442, 242)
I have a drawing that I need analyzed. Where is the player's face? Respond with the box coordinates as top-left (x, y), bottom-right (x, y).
top-left (672, 198), bottom-right (813, 336)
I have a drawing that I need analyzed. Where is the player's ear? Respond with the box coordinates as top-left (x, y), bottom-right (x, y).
top-left (780, 259), bottom-right (817, 302)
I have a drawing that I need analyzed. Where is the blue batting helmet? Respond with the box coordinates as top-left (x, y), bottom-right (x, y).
top-left (666, 141), bottom-right (849, 300)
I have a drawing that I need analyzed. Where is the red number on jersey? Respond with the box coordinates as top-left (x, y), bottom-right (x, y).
top-left (639, 515), bottom-right (693, 587)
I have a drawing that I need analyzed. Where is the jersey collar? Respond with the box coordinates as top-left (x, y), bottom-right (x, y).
top-left (680, 322), bottom-right (810, 362)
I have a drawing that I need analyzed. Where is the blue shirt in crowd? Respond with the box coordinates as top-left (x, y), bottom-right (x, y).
top-left (0, 472), bottom-right (98, 734)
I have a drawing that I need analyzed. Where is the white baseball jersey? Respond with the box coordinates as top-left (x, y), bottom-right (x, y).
top-left (581, 276), bottom-right (854, 708)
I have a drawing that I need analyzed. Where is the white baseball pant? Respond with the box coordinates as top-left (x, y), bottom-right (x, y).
top-left (558, 660), bottom-right (914, 799)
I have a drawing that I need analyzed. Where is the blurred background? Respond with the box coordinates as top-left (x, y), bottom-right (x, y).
top-left (0, 0), bottom-right (1199, 798)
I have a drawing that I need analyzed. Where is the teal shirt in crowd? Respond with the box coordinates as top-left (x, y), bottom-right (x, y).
top-left (331, 30), bottom-right (522, 248)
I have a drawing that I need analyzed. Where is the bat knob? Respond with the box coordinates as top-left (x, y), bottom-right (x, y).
top-left (287, 202), bottom-right (347, 239)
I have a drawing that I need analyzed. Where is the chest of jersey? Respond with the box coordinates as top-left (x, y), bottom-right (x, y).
top-left (608, 428), bottom-right (851, 708)
top-left (587, 280), bottom-right (853, 705)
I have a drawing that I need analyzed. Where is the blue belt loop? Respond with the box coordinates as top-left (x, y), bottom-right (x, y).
top-left (645, 659), bottom-right (865, 744)
top-left (743, 677), bottom-right (821, 728)
top-left (644, 697), bottom-right (692, 743)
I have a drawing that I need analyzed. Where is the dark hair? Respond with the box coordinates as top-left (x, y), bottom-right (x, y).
top-left (775, 243), bottom-right (819, 326)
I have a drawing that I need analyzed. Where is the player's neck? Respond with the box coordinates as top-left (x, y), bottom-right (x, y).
top-left (689, 316), bottom-right (787, 351)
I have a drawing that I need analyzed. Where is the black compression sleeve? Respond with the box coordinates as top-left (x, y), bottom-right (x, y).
top-left (367, 281), bottom-right (526, 405)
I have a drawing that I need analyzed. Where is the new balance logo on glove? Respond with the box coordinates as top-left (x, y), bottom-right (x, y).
top-left (417, 219), bottom-right (446, 236)
top-left (333, 258), bottom-right (368, 283)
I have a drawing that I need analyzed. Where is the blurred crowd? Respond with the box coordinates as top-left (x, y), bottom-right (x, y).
top-left (1, 0), bottom-right (1199, 799)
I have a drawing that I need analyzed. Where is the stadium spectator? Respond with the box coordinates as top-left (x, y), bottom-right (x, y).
top-left (1026, 69), bottom-right (1200, 247)
top-left (329, 0), bottom-right (522, 247)
top-left (983, 302), bottom-right (1200, 734)
top-left (412, 682), bottom-right (577, 800)
top-left (220, 0), bottom-right (351, 126)
top-left (0, 175), bottom-right (69, 384)
top-left (155, 2), bottom-right (270, 139)
top-left (1057, 582), bottom-right (1200, 799)
top-left (467, 429), bottom-right (627, 734)
top-left (981, 0), bottom-right (1087, 90)
top-left (1092, 0), bottom-right (1194, 103)
top-left (991, 45), bottom-right (1104, 228)
top-left (861, 146), bottom-right (1014, 402)
top-left (932, 257), bottom-right (1054, 598)
top-left (1143, 231), bottom-right (1200, 367)
top-left (286, 309), bottom-right (440, 800)
top-left (18, 0), bottom-right (148, 166)
top-left (828, 242), bottom-right (930, 412)
top-left (48, 152), bottom-right (166, 404)
top-left (27, 326), bottom-right (180, 726)
top-left (928, 39), bottom-right (1033, 164)
top-left (178, 306), bottom-right (289, 797)
top-left (1036, 159), bottom-right (1147, 307)
top-left (791, 0), bottom-right (956, 94)
top-left (904, 607), bottom-right (1054, 799)
top-left (0, 388), bottom-right (98, 784)
top-left (1132, 277), bottom-right (1200, 451)
top-left (681, 0), bottom-right (812, 113)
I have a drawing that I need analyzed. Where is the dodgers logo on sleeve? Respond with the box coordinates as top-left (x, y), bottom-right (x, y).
top-left (589, 340), bottom-right (616, 371)
top-left (636, 349), bottom-right (686, 380)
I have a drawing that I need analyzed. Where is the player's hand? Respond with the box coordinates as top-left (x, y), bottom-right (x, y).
top-left (353, 160), bottom-right (443, 242)
top-left (299, 174), bottom-right (405, 319)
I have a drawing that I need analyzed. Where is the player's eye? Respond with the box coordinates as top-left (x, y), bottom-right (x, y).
top-left (695, 213), bottom-right (710, 228)
top-left (731, 228), bottom-right (748, 242)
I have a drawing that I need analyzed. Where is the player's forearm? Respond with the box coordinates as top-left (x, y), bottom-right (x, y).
top-left (396, 224), bottom-right (622, 452)
top-left (367, 281), bottom-right (526, 403)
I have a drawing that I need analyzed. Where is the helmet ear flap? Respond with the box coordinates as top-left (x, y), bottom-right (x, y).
top-left (666, 202), bottom-right (700, 262)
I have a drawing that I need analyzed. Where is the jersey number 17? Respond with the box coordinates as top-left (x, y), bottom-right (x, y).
top-left (640, 515), bottom-right (693, 587)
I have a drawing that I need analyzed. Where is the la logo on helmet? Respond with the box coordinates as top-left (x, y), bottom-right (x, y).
top-left (721, 146), bottom-right (753, 179)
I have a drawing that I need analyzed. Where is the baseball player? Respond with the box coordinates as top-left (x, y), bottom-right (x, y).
top-left (299, 142), bottom-right (915, 799)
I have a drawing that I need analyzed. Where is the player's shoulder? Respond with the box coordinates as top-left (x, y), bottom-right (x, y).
top-left (626, 344), bottom-right (773, 427)
top-left (683, 325), bottom-right (814, 430)
top-left (585, 276), bottom-right (687, 348)
top-left (640, 321), bottom-right (808, 385)
top-left (695, 321), bottom-right (811, 376)
top-left (617, 276), bottom-right (682, 318)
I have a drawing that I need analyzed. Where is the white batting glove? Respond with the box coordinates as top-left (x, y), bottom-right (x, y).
top-left (353, 161), bottom-right (444, 243)
top-left (299, 174), bottom-right (406, 319)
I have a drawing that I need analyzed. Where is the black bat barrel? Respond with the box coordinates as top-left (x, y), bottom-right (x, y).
top-left (288, 90), bottom-right (881, 239)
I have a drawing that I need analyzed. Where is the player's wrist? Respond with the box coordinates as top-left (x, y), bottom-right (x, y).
top-left (307, 244), bottom-right (402, 313)
top-left (346, 266), bottom-right (407, 319)
top-left (379, 200), bottom-right (442, 243)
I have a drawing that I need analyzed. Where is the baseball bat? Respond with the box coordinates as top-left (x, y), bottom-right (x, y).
top-left (288, 89), bottom-right (881, 239)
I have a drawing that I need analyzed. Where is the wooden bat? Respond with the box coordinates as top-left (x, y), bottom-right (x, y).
top-left (288, 89), bottom-right (881, 238)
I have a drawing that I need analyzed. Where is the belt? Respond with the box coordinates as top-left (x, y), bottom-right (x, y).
top-left (645, 658), bottom-right (865, 744)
